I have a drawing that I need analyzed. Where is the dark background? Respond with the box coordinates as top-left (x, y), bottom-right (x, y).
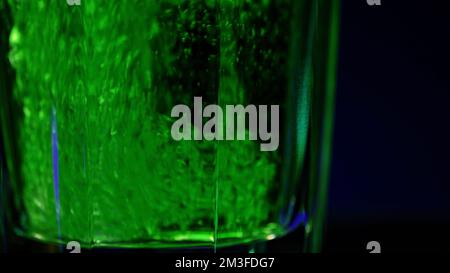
top-left (325, 0), bottom-right (450, 252)
top-left (270, 0), bottom-right (450, 253)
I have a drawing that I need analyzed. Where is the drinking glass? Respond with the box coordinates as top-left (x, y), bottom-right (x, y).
top-left (0, 0), bottom-right (339, 253)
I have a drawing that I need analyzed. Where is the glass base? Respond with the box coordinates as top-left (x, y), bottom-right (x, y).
top-left (4, 224), bottom-right (306, 253)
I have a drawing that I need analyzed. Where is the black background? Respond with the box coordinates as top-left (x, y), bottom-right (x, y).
top-left (270, 0), bottom-right (450, 253)
top-left (327, 0), bottom-right (450, 252)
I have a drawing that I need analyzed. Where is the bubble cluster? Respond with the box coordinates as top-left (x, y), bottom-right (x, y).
top-left (5, 0), bottom-right (295, 248)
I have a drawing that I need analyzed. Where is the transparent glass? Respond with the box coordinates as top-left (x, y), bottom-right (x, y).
top-left (0, 0), bottom-right (339, 252)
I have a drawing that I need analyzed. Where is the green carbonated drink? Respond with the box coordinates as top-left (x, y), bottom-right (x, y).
top-left (0, 0), bottom-right (339, 251)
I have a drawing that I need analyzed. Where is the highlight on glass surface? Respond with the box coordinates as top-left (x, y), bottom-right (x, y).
top-left (0, 0), bottom-right (339, 252)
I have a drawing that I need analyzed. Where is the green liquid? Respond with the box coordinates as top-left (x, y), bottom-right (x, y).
top-left (4, 0), bottom-right (301, 248)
